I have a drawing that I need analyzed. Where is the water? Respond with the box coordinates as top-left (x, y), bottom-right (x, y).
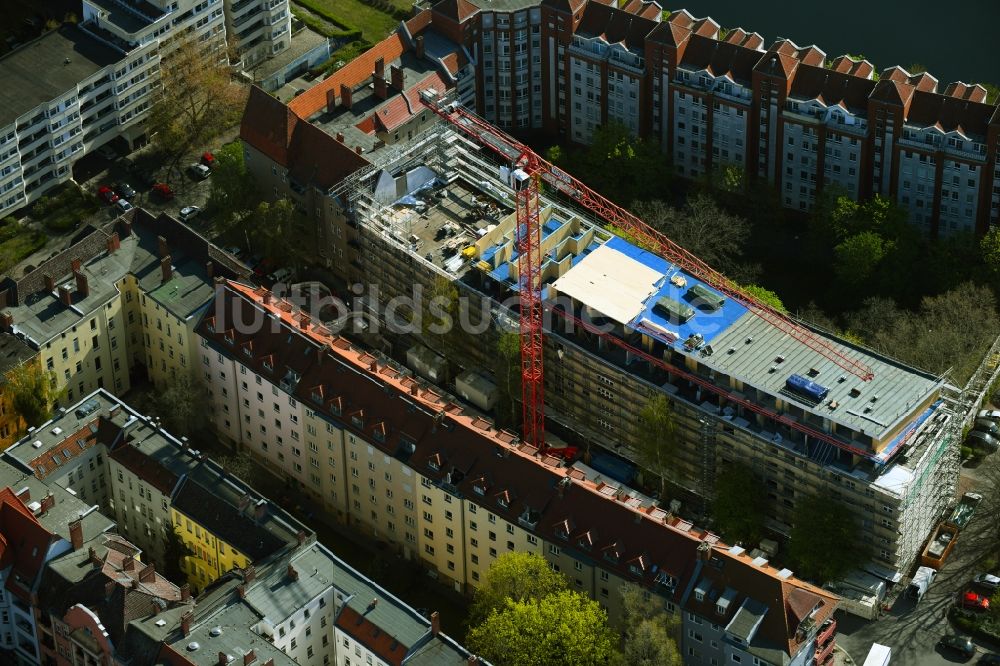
top-left (672, 1), bottom-right (1000, 88)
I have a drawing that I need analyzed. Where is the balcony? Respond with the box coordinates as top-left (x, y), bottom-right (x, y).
top-left (816, 618), bottom-right (836, 647)
top-left (814, 639), bottom-right (835, 664)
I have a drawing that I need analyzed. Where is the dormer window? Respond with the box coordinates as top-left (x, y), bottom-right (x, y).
top-left (654, 571), bottom-right (676, 589)
top-left (373, 427), bottom-right (386, 443)
top-left (473, 482), bottom-right (486, 496)
top-left (206, 320), bottom-right (215, 333)
top-left (263, 357), bottom-right (273, 372)
top-left (224, 330), bottom-right (234, 345)
top-left (351, 414), bottom-right (363, 428)
top-left (242, 345), bottom-right (252, 357)
top-left (695, 590), bottom-right (704, 602)
top-left (427, 454), bottom-right (442, 471)
top-left (329, 399), bottom-right (342, 417)
top-left (577, 530), bottom-right (593, 551)
top-left (311, 389), bottom-right (323, 404)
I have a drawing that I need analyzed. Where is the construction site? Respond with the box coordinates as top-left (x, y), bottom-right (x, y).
top-left (326, 93), bottom-right (962, 582)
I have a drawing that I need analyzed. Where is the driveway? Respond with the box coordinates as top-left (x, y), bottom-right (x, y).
top-left (835, 455), bottom-right (1000, 665)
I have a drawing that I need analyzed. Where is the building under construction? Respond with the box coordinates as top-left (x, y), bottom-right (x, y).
top-left (324, 111), bottom-right (960, 581)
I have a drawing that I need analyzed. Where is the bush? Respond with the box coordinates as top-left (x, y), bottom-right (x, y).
top-left (961, 446), bottom-right (975, 460)
top-left (948, 606), bottom-right (1000, 643)
top-left (31, 196), bottom-right (52, 218)
top-left (292, 0), bottom-right (361, 36)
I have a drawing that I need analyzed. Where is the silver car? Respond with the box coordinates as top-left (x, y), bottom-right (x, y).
top-left (974, 573), bottom-right (1000, 590)
top-left (179, 205), bottom-right (201, 222)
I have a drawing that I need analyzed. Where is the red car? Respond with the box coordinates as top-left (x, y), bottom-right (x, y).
top-left (253, 257), bottom-right (275, 277)
top-left (97, 185), bottom-right (119, 205)
top-left (959, 590), bottom-right (990, 612)
top-left (201, 152), bottom-right (215, 168)
top-left (152, 183), bottom-right (174, 200)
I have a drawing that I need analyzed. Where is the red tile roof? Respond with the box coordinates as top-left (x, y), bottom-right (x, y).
top-left (906, 89), bottom-right (995, 137)
top-left (789, 63), bottom-right (877, 113)
top-left (0, 487), bottom-right (57, 599)
top-left (679, 33), bottom-right (763, 83)
top-left (405, 8), bottom-right (432, 36)
top-left (288, 33), bottom-right (408, 119)
top-left (575, 1), bottom-right (659, 51)
top-left (28, 421), bottom-right (102, 479)
top-left (431, 0), bottom-right (480, 22)
top-left (239, 86), bottom-right (300, 166)
top-left (369, 72), bottom-right (449, 133)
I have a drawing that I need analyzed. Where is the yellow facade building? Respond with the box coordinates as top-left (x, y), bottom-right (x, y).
top-left (0, 335), bottom-right (39, 448)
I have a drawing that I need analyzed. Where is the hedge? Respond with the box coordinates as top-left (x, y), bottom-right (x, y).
top-left (948, 606), bottom-right (1000, 643)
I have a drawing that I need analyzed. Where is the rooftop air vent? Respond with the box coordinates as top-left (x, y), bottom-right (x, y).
top-left (849, 387), bottom-right (862, 398)
top-left (774, 355), bottom-right (785, 363)
top-left (209, 627), bottom-right (222, 637)
top-left (838, 375), bottom-right (847, 383)
top-left (745, 337), bottom-right (753, 344)
top-left (155, 619), bottom-right (166, 627)
top-left (186, 642), bottom-right (200, 651)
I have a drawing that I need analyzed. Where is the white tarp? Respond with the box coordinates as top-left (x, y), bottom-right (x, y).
top-left (552, 244), bottom-right (661, 324)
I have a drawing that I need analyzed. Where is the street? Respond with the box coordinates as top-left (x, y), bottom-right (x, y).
top-left (836, 456), bottom-right (1000, 665)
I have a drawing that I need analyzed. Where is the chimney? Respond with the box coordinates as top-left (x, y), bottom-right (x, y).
top-left (44, 274), bottom-right (55, 291)
top-left (157, 235), bottom-right (168, 258)
top-left (243, 649), bottom-right (257, 666)
top-left (181, 611), bottom-right (194, 636)
top-left (122, 219), bottom-right (133, 237)
top-left (74, 270), bottom-right (89, 297)
top-left (287, 564), bottom-right (298, 582)
top-left (71, 258), bottom-right (81, 273)
top-left (355, 146), bottom-right (363, 155)
top-left (39, 493), bottom-right (54, 515)
top-left (15, 487), bottom-right (29, 502)
top-left (391, 65), bottom-right (404, 91)
top-left (161, 255), bottom-right (172, 283)
top-left (262, 292), bottom-right (271, 304)
top-left (410, 383), bottom-right (418, 396)
top-left (299, 315), bottom-right (310, 330)
top-left (374, 57), bottom-right (385, 78)
top-left (180, 583), bottom-right (191, 601)
top-left (89, 546), bottom-right (101, 566)
top-left (254, 501), bottom-right (268, 521)
top-left (151, 601), bottom-right (160, 616)
top-left (0, 287), bottom-right (7, 311)
top-left (262, 660), bottom-right (274, 666)
top-left (341, 83), bottom-right (353, 110)
top-left (139, 563), bottom-right (156, 582)
top-left (58, 285), bottom-right (72, 306)
top-left (336, 131), bottom-right (345, 143)
top-left (416, 35), bottom-right (425, 59)
top-left (430, 611), bottom-right (440, 636)
top-left (124, 557), bottom-right (137, 571)
top-left (468, 658), bottom-right (479, 665)
top-left (105, 580), bottom-right (116, 597)
top-left (107, 232), bottom-right (120, 254)
top-left (218, 652), bottom-right (229, 666)
top-left (326, 88), bottom-right (337, 113)
top-left (244, 565), bottom-right (257, 584)
top-left (374, 76), bottom-right (388, 100)
top-left (296, 530), bottom-right (307, 544)
top-left (0, 312), bottom-right (11, 333)
top-left (205, 261), bottom-right (214, 280)
top-left (69, 518), bottom-right (83, 550)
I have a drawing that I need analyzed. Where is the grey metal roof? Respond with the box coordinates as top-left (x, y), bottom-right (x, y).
top-left (243, 543), bottom-right (337, 623)
top-left (167, 602), bottom-right (297, 666)
top-left (726, 596), bottom-right (768, 643)
top-left (703, 311), bottom-right (942, 441)
top-left (0, 334), bottom-right (36, 377)
top-left (0, 26), bottom-right (122, 127)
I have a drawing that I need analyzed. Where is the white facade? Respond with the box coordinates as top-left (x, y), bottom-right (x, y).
top-left (225, 0), bottom-right (292, 69)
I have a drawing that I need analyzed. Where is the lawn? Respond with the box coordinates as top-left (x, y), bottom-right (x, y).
top-left (0, 218), bottom-right (46, 276)
top-left (30, 182), bottom-right (100, 232)
top-left (293, 0), bottom-right (397, 42)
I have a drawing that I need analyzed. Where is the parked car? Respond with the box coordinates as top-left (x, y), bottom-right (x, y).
top-left (179, 206), bottom-right (201, 222)
top-left (114, 182), bottom-right (137, 199)
top-left (974, 574), bottom-right (1000, 591)
top-left (115, 199), bottom-right (133, 213)
top-left (247, 254), bottom-right (263, 270)
top-left (152, 183), bottom-right (174, 200)
top-left (268, 267), bottom-right (293, 284)
top-left (974, 418), bottom-right (1000, 436)
top-left (201, 151), bottom-right (215, 168)
top-left (939, 634), bottom-right (975, 658)
top-left (95, 144), bottom-right (118, 160)
top-left (979, 653), bottom-right (1000, 664)
top-left (188, 163), bottom-right (211, 180)
top-left (979, 409), bottom-right (1000, 421)
top-left (968, 431), bottom-right (999, 453)
top-left (97, 185), bottom-right (119, 205)
top-left (223, 245), bottom-right (243, 258)
top-left (960, 590), bottom-right (991, 612)
top-left (253, 257), bottom-right (274, 277)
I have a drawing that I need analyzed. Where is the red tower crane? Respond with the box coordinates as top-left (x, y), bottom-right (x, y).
top-left (423, 96), bottom-right (875, 451)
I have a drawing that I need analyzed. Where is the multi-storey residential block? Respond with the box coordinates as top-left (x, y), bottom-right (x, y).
top-left (0, 389), bottom-right (480, 666)
top-left (194, 279), bottom-right (840, 665)
top-left (372, 3), bottom-right (1000, 235)
top-left (0, 210), bottom-right (247, 400)
top-left (242, 101), bottom-right (961, 583)
top-left (223, 0), bottom-right (292, 70)
top-left (0, 335), bottom-right (37, 448)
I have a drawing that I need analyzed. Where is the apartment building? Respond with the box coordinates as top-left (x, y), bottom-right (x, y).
top-left (395, 2), bottom-right (1000, 235)
top-left (0, 210), bottom-right (247, 401)
top-left (0, 335), bottom-right (37, 448)
top-left (223, 0), bottom-right (292, 70)
top-left (0, 389), bottom-right (480, 666)
top-left (194, 279), bottom-right (839, 665)
top-left (0, 0), bottom-right (297, 219)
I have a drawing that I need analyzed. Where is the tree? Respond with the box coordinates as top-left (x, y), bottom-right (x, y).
top-left (787, 494), bottom-right (867, 582)
top-left (208, 142), bottom-right (258, 230)
top-left (981, 83), bottom-right (1000, 105)
top-left (148, 37), bottom-right (248, 180)
top-left (157, 374), bottom-right (207, 438)
top-left (981, 227), bottom-right (1000, 280)
top-left (494, 331), bottom-right (521, 429)
top-left (635, 394), bottom-right (677, 499)
top-left (619, 583), bottom-right (681, 666)
top-left (245, 199), bottom-right (311, 269)
top-left (712, 463), bottom-right (767, 545)
top-left (7, 362), bottom-right (61, 430)
top-left (575, 122), bottom-right (669, 204)
top-left (469, 552), bottom-right (568, 627)
top-left (216, 451), bottom-right (258, 486)
top-left (740, 284), bottom-right (788, 314)
top-left (466, 591), bottom-right (619, 666)
top-left (833, 231), bottom-right (892, 286)
top-left (632, 195), bottom-right (753, 280)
